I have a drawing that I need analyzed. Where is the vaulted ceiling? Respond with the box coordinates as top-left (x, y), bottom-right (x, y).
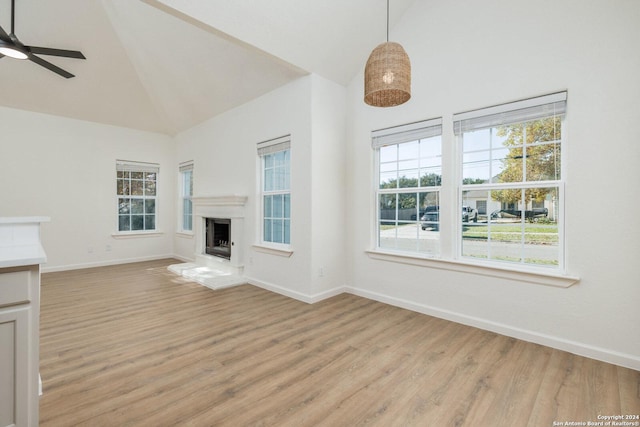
top-left (0, 0), bottom-right (415, 135)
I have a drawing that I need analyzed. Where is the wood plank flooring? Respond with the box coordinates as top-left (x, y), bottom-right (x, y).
top-left (39, 259), bottom-right (640, 426)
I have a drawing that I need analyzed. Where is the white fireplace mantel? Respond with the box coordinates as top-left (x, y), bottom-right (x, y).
top-left (192, 195), bottom-right (247, 207)
top-left (191, 195), bottom-right (248, 279)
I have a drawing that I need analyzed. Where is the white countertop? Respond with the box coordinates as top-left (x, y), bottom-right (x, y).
top-left (0, 217), bottom-right (49, 268)
top-left (0, 244), bottom-right (48, 268)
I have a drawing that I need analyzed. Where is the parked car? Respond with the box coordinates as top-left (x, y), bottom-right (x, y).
top-left (462, 206), bottom-right (478, 223)
top-left (490, 208), bottom-right (548, 221)
top-left (420, 206), bottom-right (440, 230)
top-left (420, 206), bottom-right (478, 230)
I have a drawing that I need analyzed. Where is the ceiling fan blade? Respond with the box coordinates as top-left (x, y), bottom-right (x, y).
top-left (27, 53), bottom-right (75, 78)
top-left (0, 25), bottom-right (10, 42)
top-left (27, 45), bottom-right (85, 59)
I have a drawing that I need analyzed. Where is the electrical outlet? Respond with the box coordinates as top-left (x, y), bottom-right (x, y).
top-left (105, 244), bottom-right (112, 252)
top-left (87, 246), bottom-right (94, 254)
top-left (318, 267), bottom-right (324, 278)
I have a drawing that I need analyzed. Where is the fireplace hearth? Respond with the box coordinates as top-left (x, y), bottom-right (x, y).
top-left (205, 218), bottom-right (231, 260)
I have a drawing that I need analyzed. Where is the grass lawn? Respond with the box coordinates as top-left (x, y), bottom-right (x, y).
top-left (462, 223), bottom-right (558, 244)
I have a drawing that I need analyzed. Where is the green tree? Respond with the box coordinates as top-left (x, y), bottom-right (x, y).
top-left (491, 117), bottom-right (561, 205)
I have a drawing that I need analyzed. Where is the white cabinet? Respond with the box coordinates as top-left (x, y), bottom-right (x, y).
top-left (0, 218), bottom-right (48, 427)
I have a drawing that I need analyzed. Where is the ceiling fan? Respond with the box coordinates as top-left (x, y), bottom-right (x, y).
top-left (0, 0), bottom-right (85, 78)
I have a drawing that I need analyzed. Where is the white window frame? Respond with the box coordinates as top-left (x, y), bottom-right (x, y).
top-left (372, 118), bottom-right (443, 257)
top-left (367, 94), bottom-right (578, 287)
top-left (257, 135), bottom-right (291, 250)
top-left (115, 160), bottom-right (160, 235)
top-left (454, 92), bottom-right (567, 271)
top-left (178, 161), bottom-right (194, 234)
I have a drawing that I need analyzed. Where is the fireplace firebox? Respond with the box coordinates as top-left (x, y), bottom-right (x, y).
top-left (205, 218), bottom-right (231, 260)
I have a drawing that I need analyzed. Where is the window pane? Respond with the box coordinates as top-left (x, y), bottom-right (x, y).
top-left (131, 199), bottom-right (144, 214)
top-left (420, 136), bottom-right (441, 157)
top-left (264, 195), bottom-right (272, 217)
top-left (463, 151), bottom-right (490, 183)
top-left (379, 194), bottom-right (397, 223)
top-left (131, 172), bottom-right (144, 180)
top-left (463, 128), bottom-right (490, 152)
top-left (380, 145), bottom-right (397, 163)
top-left (145, 215), bottom-right (155, 231)
top-left (145, 199), bottom-right (156, 214)
top-left (525, 117), bottom-right (561, 144)
top-left (131, 180), bottom-right (144, 196)
top-left (380, 172), bottom-right (398, 189)
top-left (118, 215), bottom-right (130, 231)
top-left (398, 193), bottom-right (417, 221)
top-left (145, 179), bottom-right (156, 196)
top-left (272, 194), bottom-right (283, 218)
top-left (264, 168), bottom-right (274, 192)
top-left (274, 150), bottom-right (286, 167)
top-left (117, 179), bottom-right (129, 195)
top-left (131, 215), bottom-right (144, 230)
top-left (496, 124), bottom-right (524, 147)
top-left (283, 219), bottom-right (290, 244)
top-left (462, 187), bottom-right (559, 266)
top-left (118, 198), bottom-right (130, 214)
top-left (275, 165), bottom-right (288, 190)
top-left (264, 153), bottom-right (274, 169)
top-left (398, 170), bottom-right (419, 188)
top-left (494, 148), bottom-right (522, 183)
top-left (183, 199), bottom-right (192, 227)
top-left (419, 191), bottom-right (439, 234)
top-left (379, 222), bottom-right (398, 250)
top-left (398, 141), bottom-right (418, 160)
top-left (420, 168), bottom-right (441, 187)
top-left (526, 143), bottom-right (561, 181)
top-left (376, 129), bottom-right (442, 257)
top-left (264, 219), bottom-right (272, 242)
top-left (283, 194), bottom-right (290, 219)
top-left (183, 212), bottom-right (192, 231)
top-left (462, 189), bottom-right (490, 223)
top-left (272, 219), bottom-right (284, 243)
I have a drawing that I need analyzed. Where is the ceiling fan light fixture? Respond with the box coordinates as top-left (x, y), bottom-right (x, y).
top-left (0, 40), bottom-right (28, 59)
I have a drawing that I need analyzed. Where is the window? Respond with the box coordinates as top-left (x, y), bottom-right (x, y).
top-left (373, 119), bottom-right (442, 256)
top-left (179, 162), bottom-right (194, 232)
top-left (258, 136), bottom-right (291, 245)
top-left (116, 160), bottom-right (159, 232)
top-left (454, 92), bottom-right (566, 268)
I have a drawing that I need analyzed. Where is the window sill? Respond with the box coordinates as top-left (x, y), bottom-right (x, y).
top-left (252, 244), bottom-right (293, 258)
top-left (365, 249), bottom-right (579, 288)
top-left (111, 231), bottom-right (164, 239)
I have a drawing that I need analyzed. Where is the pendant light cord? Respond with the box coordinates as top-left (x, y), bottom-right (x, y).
top-left (386, 0), bottom-right (389, 42)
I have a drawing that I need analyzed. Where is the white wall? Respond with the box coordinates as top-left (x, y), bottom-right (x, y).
top-left (310, 75), bottom-right (348, 296)
top-left (346, 0), bottom-right (640, 369)
top-left (0, 107), bottom-right (175, 271)
top-left (174, 76), bottom-right (347, 300)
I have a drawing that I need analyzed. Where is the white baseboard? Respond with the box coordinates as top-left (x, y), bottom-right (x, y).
top-left (41, 254), bottom-right (178, 273)
top-left (171, 254), bottom-right (195, 263)
top-left (245, 276), bottom-right (347, 304)
top-left (345, 286), bottom-right (640, 371)
top-left (42, 257), bottom-right (639, 371)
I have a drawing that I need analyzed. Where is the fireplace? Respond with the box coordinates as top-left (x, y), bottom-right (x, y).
top-left (205, 218), bottom-right (231, 260)
top-left (190, 195), bottom-right (247, 278)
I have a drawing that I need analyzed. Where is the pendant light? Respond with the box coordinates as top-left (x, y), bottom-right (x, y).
top-left (364, 0), bottom-right (411, 107)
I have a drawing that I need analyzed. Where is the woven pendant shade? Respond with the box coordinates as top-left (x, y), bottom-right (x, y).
top-left (364, 41), bottom-right (411, 107)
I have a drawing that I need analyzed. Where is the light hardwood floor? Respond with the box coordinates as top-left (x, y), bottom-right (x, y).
top-left (39, 259), bottom-right (639, 426)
